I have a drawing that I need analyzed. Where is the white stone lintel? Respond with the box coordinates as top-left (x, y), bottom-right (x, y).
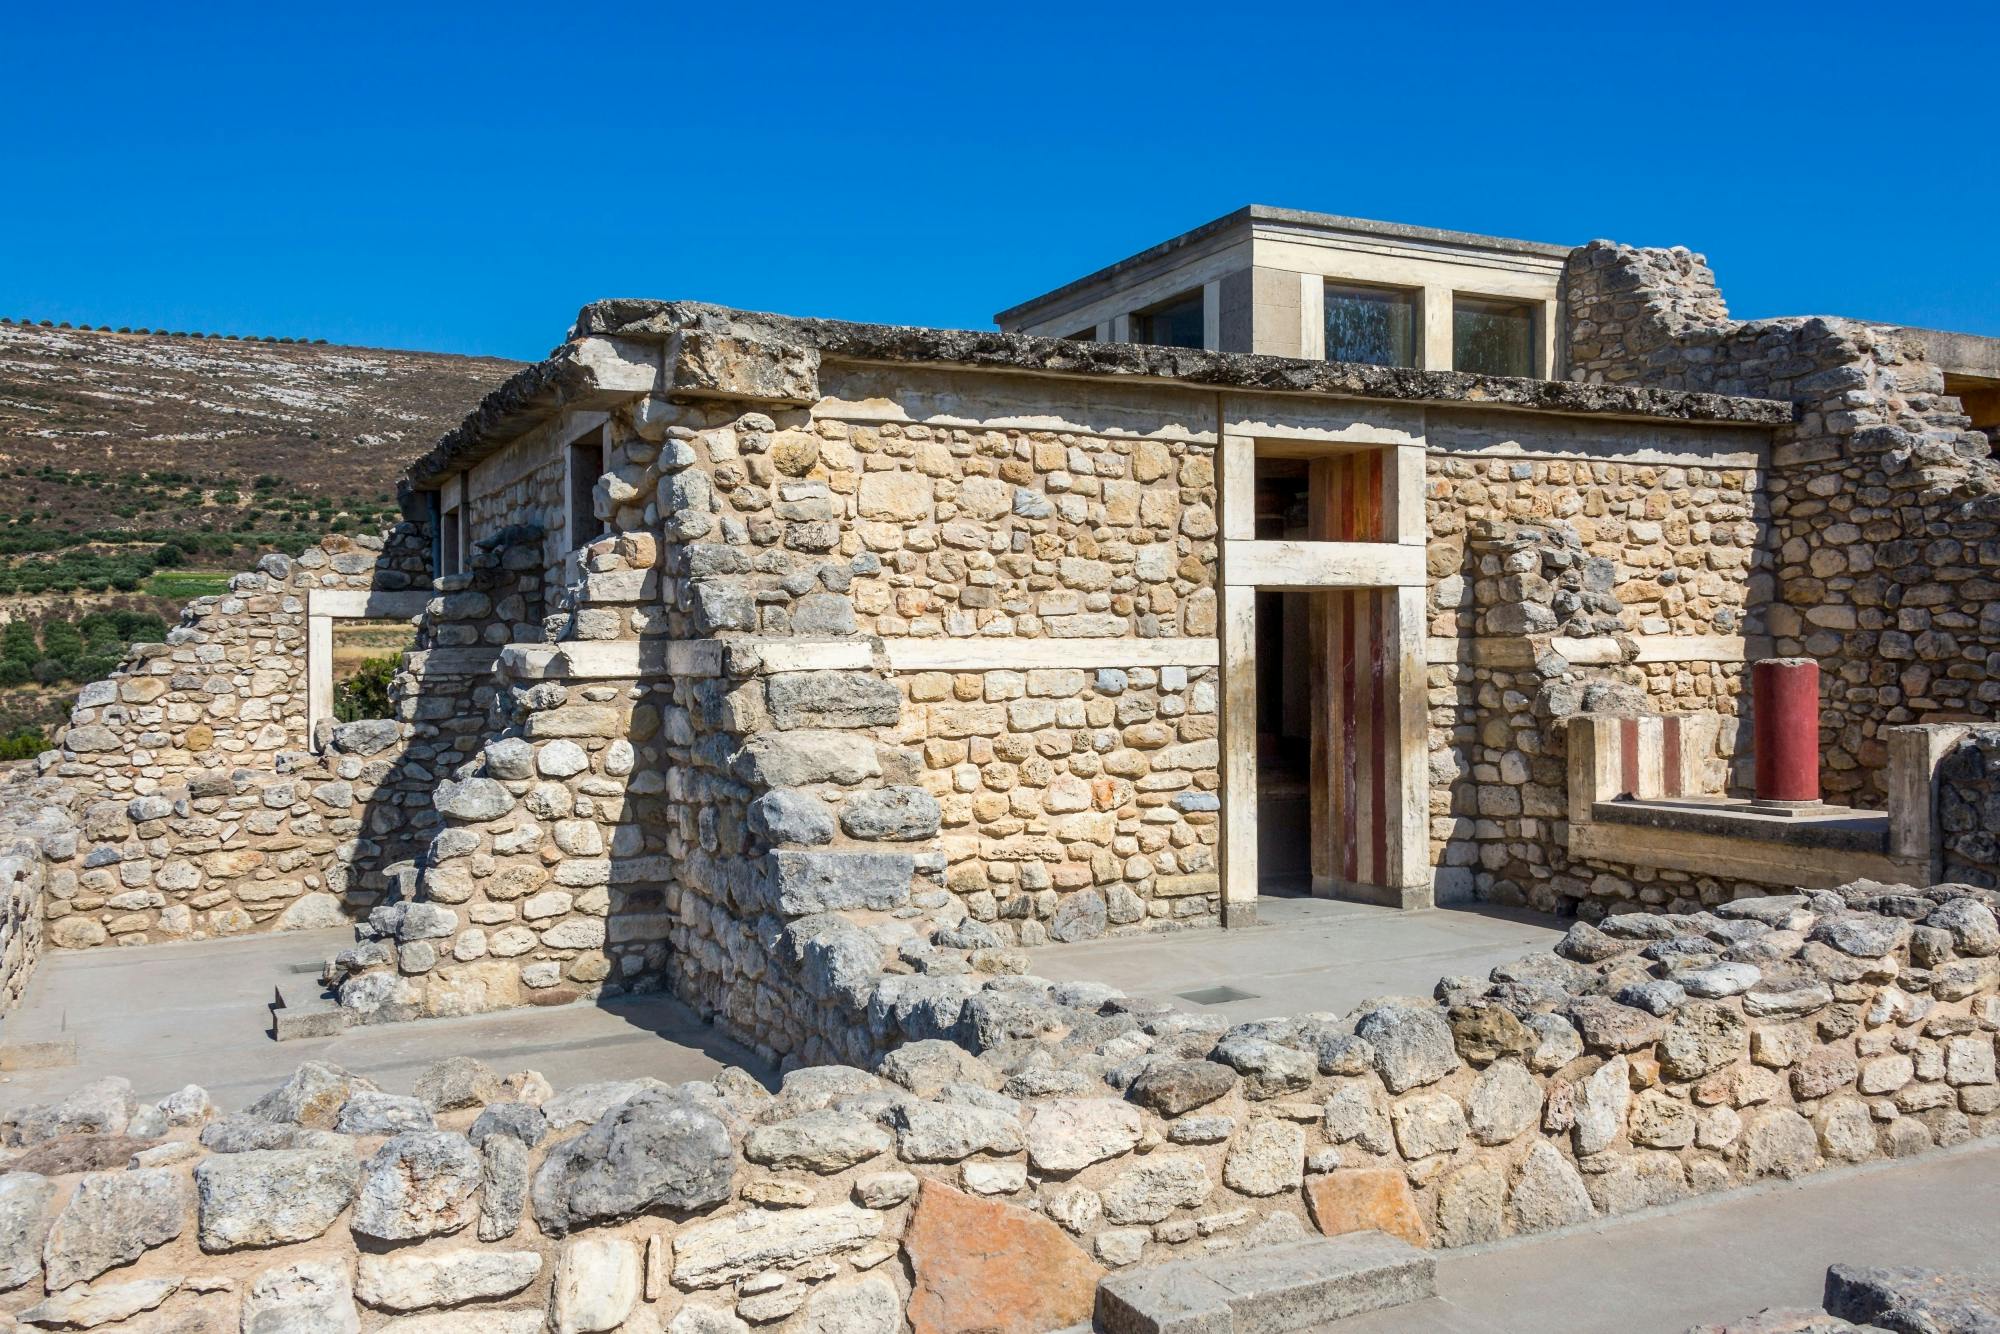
top-left (882, 637), bottom-right (1218, 672)
top-left (307, 589), bottom-right (433, 620)
top-left (1224, 540), bottom-right (1425, 589)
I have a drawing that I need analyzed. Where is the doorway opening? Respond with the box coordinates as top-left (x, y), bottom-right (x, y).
top-left (1256, 587), bottom-right (1316, 895)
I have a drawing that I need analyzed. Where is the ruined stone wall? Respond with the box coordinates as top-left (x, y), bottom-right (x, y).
top-left (5, 514), bottom-right (549, 954)
top-left (0, 772), bottom-right (77, 1012)
top-left (1565, 241), bottom-right (2000, 807)
top-left (5, 879), bottom-right (1998, 1333)
top-left (1939, 726), bottom-right (2000, 889)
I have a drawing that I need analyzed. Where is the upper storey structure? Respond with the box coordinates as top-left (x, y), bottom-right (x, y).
top-left (994, 206), bottom-right (1572, 379)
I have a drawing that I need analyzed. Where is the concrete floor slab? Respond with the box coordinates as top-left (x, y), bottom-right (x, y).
top-left (1032, 896), bottom-right (1567, 1023)
top-left (1328, 1140), bottom-right (2000, 1333)
top-left (0, 928), bottom-right (770, 1112)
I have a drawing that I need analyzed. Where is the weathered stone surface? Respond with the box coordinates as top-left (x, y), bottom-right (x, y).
top-left (335, 1092), bottom-right (435, 1135)
top-left (1048, 890), bottom-right (1108, 944)
top-left (902, 1181), bottom-right (1102, 1334)
top-left (6, 1078), bottom-right (136, 1145)
top-left (1026, 1098), bottom-right (1143, 1173)
top-left (551, 1236), bottom-right (640, 1334)
top-left (1213, 1035), bottom-right (1317, 1099)
top-left (1356, 1003), bottom-right (1461, 1092)
top-left (838, 786), bottom-right (941, 842)
top-left (1585, 1151), bottom-right (1688, 1215)
top-left (768, 850), bottom-right (914, 915)
top-left (1391, 1090), bottom-right (1468, 1159)
top-left (1304, 1167), bottom-right (1427, 1247)
top-left (799, 1275), bottom-right (902, 1334)
top-left (1822, 1262), bottom-right (2000, 1334)
top-left (876, 1040), bottom-right (997, 1099)
top-left (892, 1100), bottom-right (1023, 1163)
top-left (242, 1260), bottom-right (358, 1334)
top-left (1661, 1002), bottom-right (1748, 1081)
top-left (532, 1092), bottom-right (736, 1235)
top-left (355, 1248), bottom-right (541, 1312)
top-left (195, 1148), bottom-right (359, 1250)
top-left (434, 778), bottom-right (514, 822)
top-left (351, 1131), bottom-right (482, 1241)
top-left (246, 1062), bottom-right (376, 1130)
top-left (1566, 996), bottom-right (1667, 1052)
top-left (1099, 1154), bottom-right (1211, 1224)
top-left (1741, 1109), bottom-right (1821, 1179)
top-left (0, 1171), bottom-right (56, 1291)
top-left (1127, 1060), bottom-right (1236, 1116)
top-left (1468, 1058), bottom-right (1543, 1145)
top-left (478, 1135), bottom-right (529, 1242)
top-left (1322, 1080), bottom-right (1393, 1155)
top-left (21, 1277), bottom-right (180, 1330)
top-left (1436, 1159), bottom-right (1506, 1246)
top-left (745, 1112), bottom-right (893, 1174)
top-left (413, 1056), bottom-right (503, 1111)
top-left (672, 1205), bottom-right (884, 1288)
top-left (748, 790), bottom-right (837, 847)
top-left (1221, 1118), bottom-right (1306, 1196)
top-left (42, 1166), bottom-right (189, 1288)
top-left (1573, 1056), bottom-right (1631, 1156)
top-left (1508, 1141), bottom-right (1594, 1233)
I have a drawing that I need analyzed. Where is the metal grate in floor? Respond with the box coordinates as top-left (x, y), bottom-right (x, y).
top-left (1176, 985), bottom-right (1259, 1005)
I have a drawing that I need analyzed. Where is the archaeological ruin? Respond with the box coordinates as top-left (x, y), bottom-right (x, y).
top-left (1, 206), bottom-right (1998, 1332)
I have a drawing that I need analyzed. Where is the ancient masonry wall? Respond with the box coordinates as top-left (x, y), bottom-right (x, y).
top-left (4, 881), bottom-right (1998, 1333)
top-left (1938, 726), bottom-right (2000, 888)
top-left (0, 777), bottom-right (77, 1012)
top-left (0, 514), bottom-right (549, 963)
top-left (1565, 240), bottom-right (2000, 807)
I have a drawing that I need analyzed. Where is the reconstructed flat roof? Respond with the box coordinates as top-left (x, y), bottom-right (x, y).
top-left (408, 300), bottom-right (1789, 487)
top-left (1897, 325), bottom-right (2000, 383)
top-left (993, 205), bottom-right (1575, 326)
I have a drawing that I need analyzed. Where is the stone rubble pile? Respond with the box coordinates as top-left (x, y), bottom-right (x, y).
top-left (3, 877), bottom-right (1996, 1332)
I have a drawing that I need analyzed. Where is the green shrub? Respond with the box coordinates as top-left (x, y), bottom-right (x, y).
top-left (333, 656), bottom-right (397, 722)
top-left (0, 727), bottom-right (47, 761)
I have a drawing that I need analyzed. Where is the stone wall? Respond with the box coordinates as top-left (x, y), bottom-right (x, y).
top-left (0, 771), bottom-right (78, 1013)
top-left (6, 512), bottom-right (548, 956)
top-left (1565, 241), bottom-right (2000, 806)
top-left (1938, 726), bottom-right (2000, 889)
top-left (5, 878), bottom-right (1997, 1332)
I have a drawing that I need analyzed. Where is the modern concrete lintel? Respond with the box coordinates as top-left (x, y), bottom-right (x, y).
top-left (306, 589), bottom-right (433, 620)
top-left (1224, 540), bottom-right (1425, 589)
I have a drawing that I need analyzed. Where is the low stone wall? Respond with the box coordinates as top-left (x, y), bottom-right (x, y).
top-left (5, 879), bottom-right (1995, 1332)
top-left (0, 771), bottom-right (78, 1014)
top-left (1938, 726), bottom-right (2000, 888)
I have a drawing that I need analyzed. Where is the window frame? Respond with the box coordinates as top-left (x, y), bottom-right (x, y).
top-left (1127, 288), bottom-right (1207, 350)
top-left (1320, 279), bottom-right (1422, 370)
top-left (1450, 293), bottom-right (1539, 378)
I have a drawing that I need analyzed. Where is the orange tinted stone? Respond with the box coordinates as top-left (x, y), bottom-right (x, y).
top-left (1304, 1167), bottom-right (1430, 1248)
top-left (904, 1179), bottom-right (1104, 1334)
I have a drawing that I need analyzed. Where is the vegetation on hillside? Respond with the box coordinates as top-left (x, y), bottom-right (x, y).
top-left (0, 320), bottom-right (517, 754)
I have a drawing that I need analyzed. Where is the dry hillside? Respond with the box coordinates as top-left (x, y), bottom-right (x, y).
top-left (0, 320), bottom-right (521, 747)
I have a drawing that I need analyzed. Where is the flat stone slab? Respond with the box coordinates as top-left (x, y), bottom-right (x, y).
top-left (1094, 1231), bottom-right (1434, 1334)
top-left (1592, 799), bottom-right (1889, 853)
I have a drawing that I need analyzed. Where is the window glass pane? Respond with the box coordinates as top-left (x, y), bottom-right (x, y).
top-left (1323, 283), bottom-right (1416, 368)
top-left (1131, 292), bottom-right (1204, 349)
top-left (1453, 298), bottom-right (1535, 377)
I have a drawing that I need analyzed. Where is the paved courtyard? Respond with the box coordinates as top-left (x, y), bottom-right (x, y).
top-left (1035, 894), bottom-right (1568, 1022)
top-left (0, 897), bottom-right (1567, 1113)
top-left (0, 927), bottom-right (770, 1111)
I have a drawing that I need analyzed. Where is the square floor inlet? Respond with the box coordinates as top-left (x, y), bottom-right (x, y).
top-left (1177, 985), bottom-right (1258, 1005)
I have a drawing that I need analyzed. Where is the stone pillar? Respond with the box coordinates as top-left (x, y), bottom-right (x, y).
top-left (1751, 657), bottom-right (1820, 807)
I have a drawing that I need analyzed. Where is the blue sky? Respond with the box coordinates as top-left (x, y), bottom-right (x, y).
top-left (4, 2), bottom-right (1995, 362)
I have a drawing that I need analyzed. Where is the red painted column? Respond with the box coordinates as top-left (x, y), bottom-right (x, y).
top-left (1752, 657), bottom-right (1821, 806)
